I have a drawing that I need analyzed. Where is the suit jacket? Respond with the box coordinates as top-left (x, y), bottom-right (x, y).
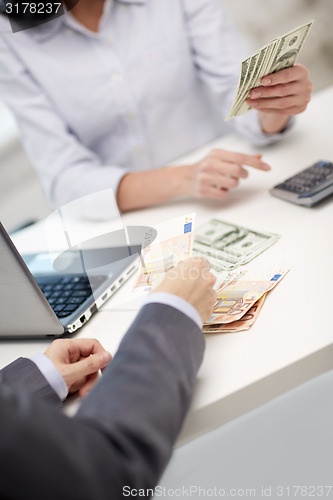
top-left (0, 303), bottom-right (205, 499)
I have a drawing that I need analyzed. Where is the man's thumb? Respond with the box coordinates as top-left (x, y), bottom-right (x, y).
top-left (77, 351), bottom-right (112, 377)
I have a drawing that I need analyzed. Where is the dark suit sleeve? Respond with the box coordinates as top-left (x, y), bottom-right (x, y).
top-left (0, 303), bottom-right (205, 500)
top-left (0, 357), bottom-right (61, 407)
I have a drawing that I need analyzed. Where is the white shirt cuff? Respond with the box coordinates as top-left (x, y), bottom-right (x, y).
top-left (30, 352), bottom-right (68, 401)
top-left (142, 292), bottom-right (203, 330)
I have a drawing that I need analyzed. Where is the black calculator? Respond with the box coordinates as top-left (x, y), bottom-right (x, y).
top-left (270, 160), bottom-right (333, 207)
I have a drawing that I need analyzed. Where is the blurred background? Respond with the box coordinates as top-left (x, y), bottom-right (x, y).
top-left (1, 0), bottom-right (333, 231)
top-left (224, 0), bottom-right (333, 92)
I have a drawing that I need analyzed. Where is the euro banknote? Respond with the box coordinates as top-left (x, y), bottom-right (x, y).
top-left (204, 268), bottom-right (289, 325)
top-left (203, 293), bottom-right (266, 334)
top-left (133, 213), bottom-right (195, 290)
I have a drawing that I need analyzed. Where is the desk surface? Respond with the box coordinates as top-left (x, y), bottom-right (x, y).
top-left (2, 86), bottom-right (333, 445)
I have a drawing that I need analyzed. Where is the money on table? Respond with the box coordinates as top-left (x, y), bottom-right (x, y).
top-left (226, 20), bottom-right (313, 120)
top-left (205, 268), bottom-right (289, 325)
top-left (194, 218), bottom-right (280, 271)
top-left (133, 213), bottom-right (195, 290)
top-left (203, 294), bottom-right (266, 334)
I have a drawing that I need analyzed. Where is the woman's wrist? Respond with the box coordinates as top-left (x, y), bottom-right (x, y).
top-left (116, 164), bottom-right (194, 211)
top-left (167, 164), bottom-right (193, 197)
top-left (259, 112), bottom-right (290, 135)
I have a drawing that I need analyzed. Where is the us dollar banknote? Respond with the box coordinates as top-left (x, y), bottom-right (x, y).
top-left (226, 20), bottom-right (313, 120)
top-left (193, 218), bottom-right (279, 271)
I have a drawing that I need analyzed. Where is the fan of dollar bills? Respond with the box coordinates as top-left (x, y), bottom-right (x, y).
top-left (226, 20), bottom-right (313, 120)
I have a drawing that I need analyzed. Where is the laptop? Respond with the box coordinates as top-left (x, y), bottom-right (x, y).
top-left (0, 222), bottom-right (145, 339)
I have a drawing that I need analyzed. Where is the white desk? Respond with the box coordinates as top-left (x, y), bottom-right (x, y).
top-left (1, 86), bottom-right (333, 445)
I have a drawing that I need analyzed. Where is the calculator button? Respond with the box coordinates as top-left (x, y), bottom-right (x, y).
top-left (317, 161), bottom-right (330, 167)
top-left (284, 184), bottom-right (304, 193)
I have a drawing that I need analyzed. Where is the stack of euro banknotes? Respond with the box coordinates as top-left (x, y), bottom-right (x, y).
top-left (193, 219), bottom-right (288, 333)
top-left (201, 270), bottom-right (288, 334)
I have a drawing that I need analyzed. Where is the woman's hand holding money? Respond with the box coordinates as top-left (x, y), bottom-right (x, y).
top-left (247, 64), bottom-right (313, 134)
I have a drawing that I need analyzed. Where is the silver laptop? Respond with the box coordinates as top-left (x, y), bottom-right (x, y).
top-left (0, 222), bottom-right (147, 339)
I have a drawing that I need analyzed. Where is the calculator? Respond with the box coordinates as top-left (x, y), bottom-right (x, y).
top-left (270, 160), bottom-right (333, 207)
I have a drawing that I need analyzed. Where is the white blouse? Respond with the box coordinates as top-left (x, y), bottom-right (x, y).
top-left (0, 0), bottom-right (290, 218)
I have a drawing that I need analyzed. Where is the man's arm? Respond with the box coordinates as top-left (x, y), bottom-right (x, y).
top-left (0, 31), bottom-right (125, 220)
top-left (0, 339), bottom-right (112, 405)
top-left (0, 305), bottom-right (204, 500)
top-left (0, 258), bottom-right (215, 499)
top-left (0, 357), bottom-right (61, 407)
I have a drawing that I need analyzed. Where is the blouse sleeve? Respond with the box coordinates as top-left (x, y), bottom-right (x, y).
top-left (0, 33), bottom-right (127, 220)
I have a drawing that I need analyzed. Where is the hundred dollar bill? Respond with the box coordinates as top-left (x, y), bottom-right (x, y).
top-left (204, 268), bottom-right (288, 324)
top-left (203, 293), bottom-right (266, 334)
top-left (226, 20), bottom-right (313, 120)
top-left (133, 213), bottom-right (195, 291)
top-left (233, 41), bottom-right (278, 117)
top-left (269, 21), bottom-right (313, 74)
top-left (193, 218), bottom-right (279, 271)
top-left (232, 40), bottom-right (275, 116)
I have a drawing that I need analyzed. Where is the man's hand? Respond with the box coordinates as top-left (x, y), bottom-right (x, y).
top-left (247, 64), bottom-right (313, 134)
top-left (44, 338), bottom-right (112, 398)
top-left (184, 149), bottom-right (271, 201)
top-left (153, 258), bottom-right (217, 323)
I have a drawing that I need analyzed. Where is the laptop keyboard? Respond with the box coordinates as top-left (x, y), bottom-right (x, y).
top-left (37, 275), bottom-right (107, 318)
